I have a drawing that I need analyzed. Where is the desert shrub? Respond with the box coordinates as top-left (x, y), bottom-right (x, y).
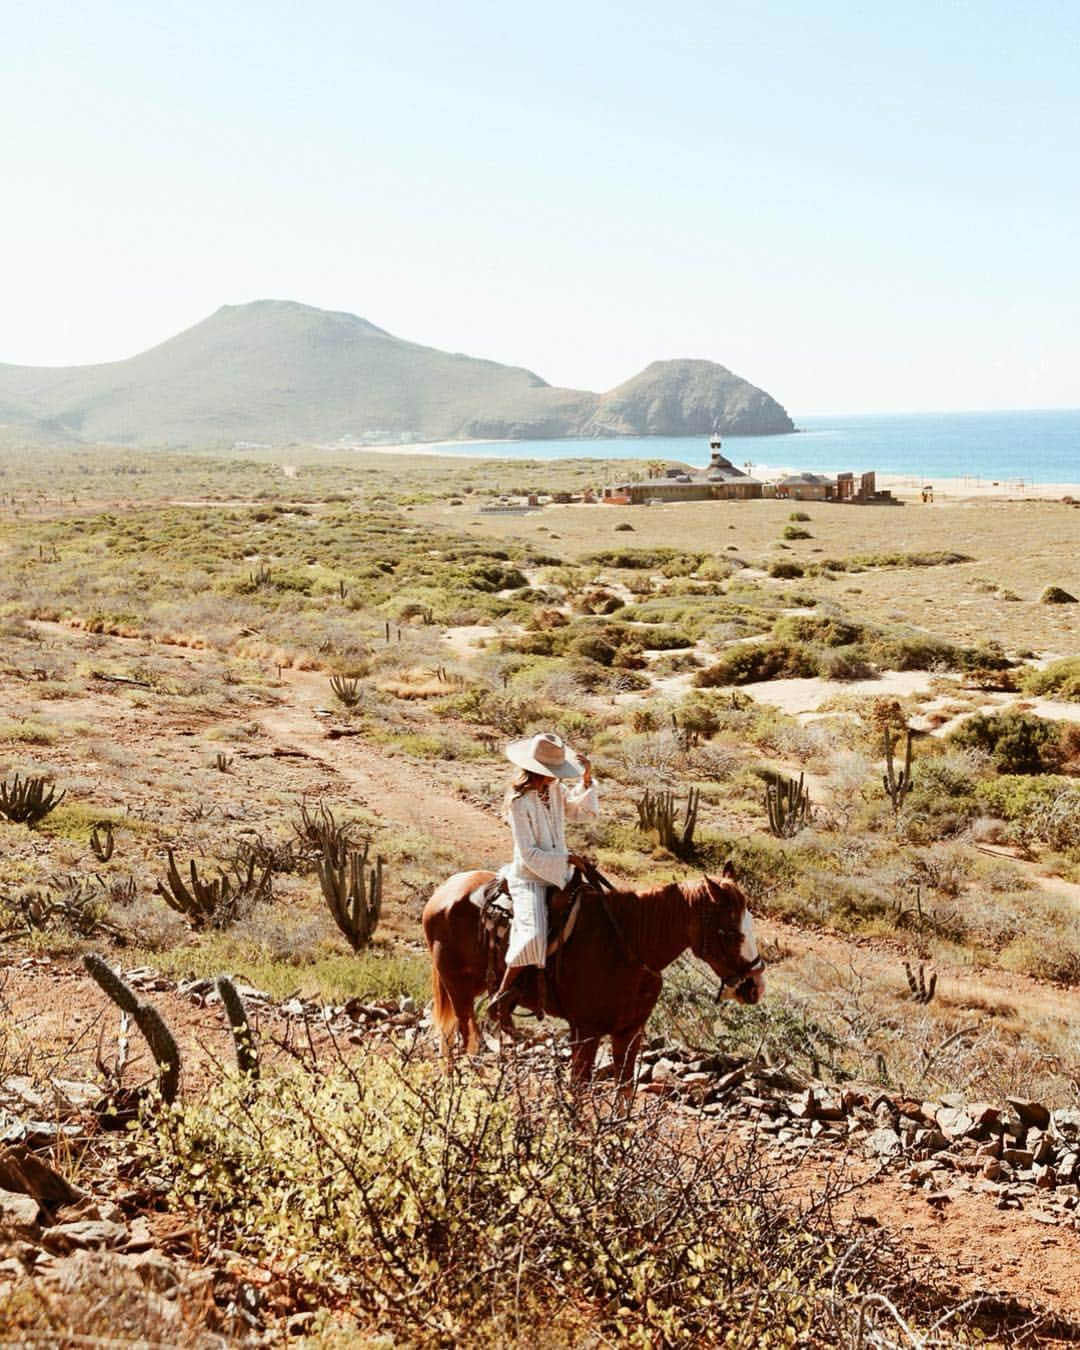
top-left (1041, 585), bottom-right (1077, 604)
top-left (584, 547), bottom-right (702, 570)
top-left (768, 561), bottom-right (804, 579)
top-left (781, 525), bottom-right (812, 540)
top-left (772, 615), bottom-right (864, 647)
top-left (818, 646), bottom-right (876, 681)
top-left (896, 751), bottom-right (982, 841)
top-left (1021, 657), bottom-right (1080, 702)
top-left (949, 711), bottom-right (1061, 774)
top-left (462, 562), bottom-right (528, 592)
top-left (148, 1053), bottom-right (918, 1344)
top-left (695, 641), bottom-right (819, 687)
top-left (977, 776), bottom-right (1080, 854)
top-left (571, 633), bottom-right (618, 666)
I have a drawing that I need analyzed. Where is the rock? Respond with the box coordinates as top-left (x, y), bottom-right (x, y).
top-left (1052, 1109), bottom-right (1080, 1140)
top-left (126, 1249), bottom-right (181, 1294)
top-left (0, 1187), bottom-right (41, 1236)
top-left (0, 1146), bottom-right (84, 1208)
top-left (1007, 1098), bottom-right (1051, 1130)
top-left (650, 1058), bottom-right (679, 1084)
top-left (913, 1128), bottom-right (950, 1154)
top-left (936, 1107), bottom-right (978, 1139)
top-left (41, 1219), bottom-right (127, 1253)
top-left (1035, 1165), bottom-right (1058, 1190)
top-left (122, 1215), bottom-right (154, 1253)
top-left (866, 1128), bottom-right (903, 1159)
top-left (981, 1158), bottom-right (1003, 1181)
top-left (1003, 1148), bottom-right (1035, 1168)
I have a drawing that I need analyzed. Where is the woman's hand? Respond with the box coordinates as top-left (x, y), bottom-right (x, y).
top-left (567, 852), bottom-right (588, 871)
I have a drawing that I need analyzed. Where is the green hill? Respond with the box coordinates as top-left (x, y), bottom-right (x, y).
top-left (0, 300), bottom-right (793, 447)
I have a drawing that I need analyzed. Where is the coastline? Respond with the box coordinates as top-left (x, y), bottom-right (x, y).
top-left (338, 442), bottom-right (1080, 499)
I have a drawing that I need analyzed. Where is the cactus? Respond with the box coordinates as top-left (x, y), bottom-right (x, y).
top-left (293, 800), bottom-right (352, 868)
top-left (904, 960), bottom-right (937, 1005)
top-left (83, 954), bottom-right (180, 1104)
top-left (249, 563), bottom-right (273, 588)
top-left (765, 772), bottom-right (811, 838)
top-left (636, 787), bottom-right (700, 860)
top-left (883, 727), bottom-right (914, 820)
top-left (89, 820), bottom-right (115, 862)
top-left (216, 976), bottom-right (259, 1079)
top-left (329, 674), bottom-right (363, 708)
top-left (317, 840), bottom-right (383, 952)
top-left (213, 752), bottom-right (233, 773)
top-left (0, 773), bottom-right (66, 825)
top-left (155, 848), bottom-right (271, 929)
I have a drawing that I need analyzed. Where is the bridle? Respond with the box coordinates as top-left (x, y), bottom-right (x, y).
top-left (688, 886), bottom-right (766, 995)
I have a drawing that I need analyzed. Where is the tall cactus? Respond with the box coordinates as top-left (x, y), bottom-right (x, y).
top-left (765, 772), bottom-right (811, 838)
top-left (82, 954), bottom-right (180, 1104)
top-left (317, 840), bottom-right (383, 952)
top-left (636, 787), bottom-right (700, 859)
top-left (216, 976), bottom-right (259, 1079)
top-left (883, 727), bottom-right (914, 820)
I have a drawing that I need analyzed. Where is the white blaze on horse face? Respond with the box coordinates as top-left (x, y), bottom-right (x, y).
top-left (738, 906), bottom-right (759, 966)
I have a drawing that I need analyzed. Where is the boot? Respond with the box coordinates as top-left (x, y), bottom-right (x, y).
top-left (487, 967), bottom-right (523, 1028)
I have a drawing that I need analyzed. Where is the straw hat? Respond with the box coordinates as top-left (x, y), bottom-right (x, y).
top-left (504, 732), bottom-right (582, 779)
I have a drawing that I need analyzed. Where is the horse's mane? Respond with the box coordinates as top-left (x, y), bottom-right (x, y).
top-left (594, 876), bottom-right (733, 961)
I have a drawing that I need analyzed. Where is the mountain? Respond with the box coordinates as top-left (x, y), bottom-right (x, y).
top-left (0, 300), bottom-right (794, 447)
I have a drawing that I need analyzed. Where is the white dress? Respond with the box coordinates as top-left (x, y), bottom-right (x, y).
top-left (500, 780), bottom-right (600, 967)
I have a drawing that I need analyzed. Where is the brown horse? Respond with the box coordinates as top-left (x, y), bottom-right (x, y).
top-left (422, 862), bottom-right (765, 1084)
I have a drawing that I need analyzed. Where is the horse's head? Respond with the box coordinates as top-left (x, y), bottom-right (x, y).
top-left (690, 862), bottom-right (765, 1005)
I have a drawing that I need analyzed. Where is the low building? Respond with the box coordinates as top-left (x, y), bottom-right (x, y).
top-left (601, 435), bottom-right (763, 504)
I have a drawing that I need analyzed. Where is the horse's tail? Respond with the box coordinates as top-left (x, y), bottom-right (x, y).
top-left (429, 950), bottom-right (458, 1048)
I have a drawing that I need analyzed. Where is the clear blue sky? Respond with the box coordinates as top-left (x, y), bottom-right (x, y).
top-left (3, 0), bottom-right (1078, 413)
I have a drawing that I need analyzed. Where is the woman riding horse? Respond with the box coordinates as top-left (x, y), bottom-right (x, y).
top-left (487, 732), bottom-right (599, 1025)
top-left (424, 859), bottom-right (766, 1086)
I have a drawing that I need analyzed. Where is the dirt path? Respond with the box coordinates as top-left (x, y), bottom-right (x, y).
top-left (254, 668), bottom-right (507, 865)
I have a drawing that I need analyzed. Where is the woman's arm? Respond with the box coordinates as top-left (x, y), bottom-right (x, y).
top-left (562, 758), bottom-right (599, 822)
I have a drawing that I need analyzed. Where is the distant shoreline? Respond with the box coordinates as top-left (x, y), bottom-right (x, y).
top-left (334, 442), bottom-right (1080, 499)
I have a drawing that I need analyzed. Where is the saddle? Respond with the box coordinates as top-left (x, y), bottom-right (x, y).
top-left (469, 873), bottom-right (585, 994)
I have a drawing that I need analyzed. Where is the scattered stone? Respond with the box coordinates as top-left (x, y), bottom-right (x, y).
top-left (1007, 1098), bottom-right (1051, 1130)
top-left (866, 1128), bottom-right (903, 1159)
top-left (41, 1218), bottom-right (128, 1253)
top-left (0, 1187), bottom-right (41, 1236)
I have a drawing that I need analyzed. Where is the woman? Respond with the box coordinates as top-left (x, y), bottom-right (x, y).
top-left (488, 731), bottom-right (599, 1024)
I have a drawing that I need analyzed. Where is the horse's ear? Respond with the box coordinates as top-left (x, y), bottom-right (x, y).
top-left (722, 860), bottom-right (737, 881)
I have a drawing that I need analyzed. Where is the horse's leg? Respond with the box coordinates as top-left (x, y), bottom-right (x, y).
top-left (569, 1029), bottom-right (600, 1083)
top-left (610, 1026), bottom-right (644, 1093)
top-left (448, 981), bottom-right (481, 1055)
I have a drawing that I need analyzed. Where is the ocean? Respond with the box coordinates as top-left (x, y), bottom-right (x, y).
top-left (421, 408), bottom-right (1080, 485)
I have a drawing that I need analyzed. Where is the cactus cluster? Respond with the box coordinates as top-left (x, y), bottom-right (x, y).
top-left (764, 772), bottom-right (811, 838)
top-left (155, 847), bottom-right (271, 929)
top-left (329, 674), bottom-right (363, 707)
top-left (636, 787), bottom-right (700, 860)
top-left (0, 773), bottom-right (66, 825)
top-left (89, 820), bottom-right (115, 862)
top-left (317, 839), bottom-right (384, 952)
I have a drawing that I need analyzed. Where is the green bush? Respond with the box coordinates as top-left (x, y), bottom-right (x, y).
top-left (1021, 657), bottom-right (1080, 702)
top-left (147, 1053), bottom-right (916, 1343)
top-left (695, 641), bottom-right (819, 686)
top-left (768, 561), bottom-right (804, 579)
top-left (781, 525), bottom-right (812, 540)
top-left (949, 711), bottom-right (1061, 774)
top-left (773, 615), bottom-right (864, 647)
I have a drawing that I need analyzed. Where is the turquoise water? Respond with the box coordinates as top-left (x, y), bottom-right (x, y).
top-left (427, 409), bottom-right (1080, 485)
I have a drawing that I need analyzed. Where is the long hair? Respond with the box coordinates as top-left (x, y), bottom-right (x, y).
top-left (503, 768), bottom-right (549, 815)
